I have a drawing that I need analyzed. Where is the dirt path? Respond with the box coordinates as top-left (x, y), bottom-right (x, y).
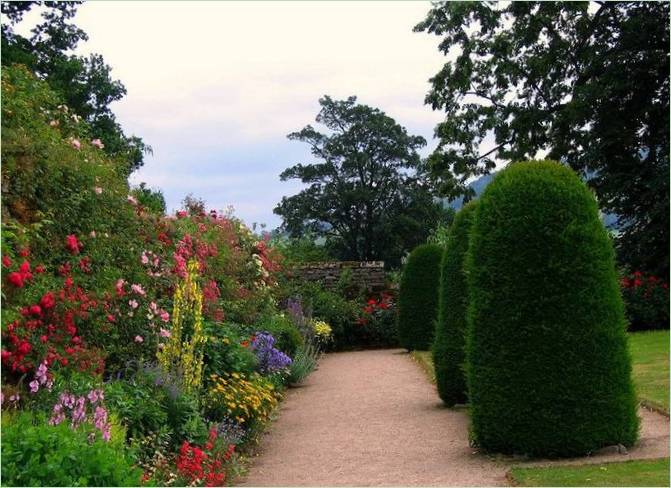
top-left (240, 349), bottom-right (669, 487)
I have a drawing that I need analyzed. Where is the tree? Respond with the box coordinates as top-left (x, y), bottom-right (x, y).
top-left (1, 1), bottom-right (150, 174)
top-left (415, 1), bottom-right (669, 278)
top-left (274, 95), bottom-right (450, 267)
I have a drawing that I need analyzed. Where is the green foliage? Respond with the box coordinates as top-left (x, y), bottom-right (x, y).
top-left (397, 243), bottom-right (443, 350)
top-left (465, 161), bottom-right (639, 457)
top-left (269, 232), bottom-right (331, 265)
top-left (433, 201), bottom-right (477, 406)
top-left (256, 313), bottom-right (304, 357)
top-left (202, 322), bottom-right (259, 377)
top-left (275, 95), bottom-right (449, 267)
top-left (1, 411), bottom-right (142, 487)
top-left (1, 65), bottom-right (146, 293)
top-left (287, 340), bottom-right (320, 385)
top-left (1, 1), bottom-right (149, 173)
top-left (288, 281), bottom-right (360, 350)
top-left (130, 182), bottom-right (166, 216)
top-left (416, 2), bottom-right (669, 278)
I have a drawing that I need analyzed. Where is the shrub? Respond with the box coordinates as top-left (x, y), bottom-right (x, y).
top-left (465, 160), bottom-right (639, 457)
top-left (621, 270), bottom-right (670, 331)
top-left (397, 243), bottom-right (443, 350)
top-left (1, 411), bottom-right (141, 487)
top-left (433, 201), bottom-right (477, 406)
top-left (289, 281), bottom-right (360, 350)
top-left (205, 371), bottom-right (280, 427)
top-left (255, 313), bottom-right (304, 357)
top-left (356, 291), bottom-right (399, 348)
top-left (287, 341), bottom-right (320, 385)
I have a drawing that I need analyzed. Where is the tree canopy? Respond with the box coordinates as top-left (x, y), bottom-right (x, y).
top-left (274, 95), bottom-right (451, 267)
top-left (415, 1), bottom-right (669, 277)
top-left (1, 1), bottom-right (150, 174)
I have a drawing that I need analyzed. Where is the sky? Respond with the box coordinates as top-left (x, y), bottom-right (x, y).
top-left (20, 1), bottom-right (452, 230)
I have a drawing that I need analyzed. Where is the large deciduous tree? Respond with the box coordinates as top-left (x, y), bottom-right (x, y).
top-left (415, 1), bottom-right (669, 277)
top-left (274, 95), bottom-right (450, 267)
top-left (1, 1), bottom-right (150, 174)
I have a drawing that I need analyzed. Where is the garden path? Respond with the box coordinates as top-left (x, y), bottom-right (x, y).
top-left (240, 349), bottom-right (670, 487)
top-left (240, 349), bottom-right (507, 486)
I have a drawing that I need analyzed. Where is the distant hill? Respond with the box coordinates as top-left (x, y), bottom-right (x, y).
top-left (444, 171), bottom-right (619, 229)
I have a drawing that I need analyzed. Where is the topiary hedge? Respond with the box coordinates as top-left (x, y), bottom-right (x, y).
top-left (433, 201), bottom-right (478, 406)
top-left (465, 160), bottom-right (639, 457)
top-left (398, 243), bottom-right (443, 350)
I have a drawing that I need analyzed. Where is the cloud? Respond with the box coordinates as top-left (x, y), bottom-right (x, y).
top-left (18, 1), bottom-right (456, 228)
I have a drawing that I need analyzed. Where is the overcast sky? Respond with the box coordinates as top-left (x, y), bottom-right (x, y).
top-left (22, 1), bottom-right (451, 229)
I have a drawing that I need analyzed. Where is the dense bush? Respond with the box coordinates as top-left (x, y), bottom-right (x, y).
top-left (621, 270), bottom-right (670, 331)
top-left (285, 281), bottom-right (361, 350)
top-left (255, 312), bottom-right (304, 357)
top-left (356, 291), bottom-right (399, 348)
top-left (433, 201), bottom-right (477, 406)
top-left (1, 412), bottom-right (142, 487)
top-left (397, 243), bottom-right (443, 350)
top-left (466, 160), bottom-right (639, 457)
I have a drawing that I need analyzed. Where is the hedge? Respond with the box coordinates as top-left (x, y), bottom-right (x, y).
top-left (398, 243), bottom-right (443, 350)
top-left (465, 160), bottom-right (639, 457)
top-left (433, 201), bottom-right (478, 406)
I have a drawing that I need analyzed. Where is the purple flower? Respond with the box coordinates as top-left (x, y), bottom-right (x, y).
top-left (251, 332), bottom-right (292, 374)
top-left (29, 380), bottom-right (39, 393)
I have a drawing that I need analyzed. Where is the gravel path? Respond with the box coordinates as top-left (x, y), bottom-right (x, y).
top-left (240, 349), bottom-right (669, 487)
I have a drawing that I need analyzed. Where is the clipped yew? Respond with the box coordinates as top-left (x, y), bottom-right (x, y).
top-left (465, 160), bottom-right (639, 457)
top-left (398, 243), bottom-right (443, 350)
top-left (433, 201), bottom-right (478, 406)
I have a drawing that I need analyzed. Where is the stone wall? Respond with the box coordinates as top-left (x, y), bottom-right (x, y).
top-left (293, 261), bottom-right (386, 291)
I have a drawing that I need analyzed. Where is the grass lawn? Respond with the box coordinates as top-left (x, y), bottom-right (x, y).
top-left (508, 458), bottom-right (670, 487)
top-left (629, 330), bottom-right (669, 413)
top-left (413, 331), bottom-right (669, 413)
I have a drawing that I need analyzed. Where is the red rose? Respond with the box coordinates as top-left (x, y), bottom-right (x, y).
top-left (7, 272), bottom-right (24, 288)
top-left (2, 255), bottom-right (11, 267)
top-left (19, 247), bottom-right (30, 257)
top-left (29, 305), bottom-right (42, 316)
top-left (35, 264), bottom-right (45, 274)
top-left (40, 292), bottom-right (56, 309)
top-left (65, 234), bottom-right (81, 254)
top-left (40, 335), bottom-right (48, 343)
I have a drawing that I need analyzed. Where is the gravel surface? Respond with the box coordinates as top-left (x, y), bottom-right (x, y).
top-left (239, 349), bottom-right (669, 487)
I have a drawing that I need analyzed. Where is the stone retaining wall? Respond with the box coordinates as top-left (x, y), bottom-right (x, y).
top-left (293, 261), bottom-right (386, 291)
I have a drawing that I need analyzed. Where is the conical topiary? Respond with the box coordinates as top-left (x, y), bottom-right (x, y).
top-left (433, 201), bottom-right (478, 406)
top-left (397, 243), bottom-right (443, 350)
top-left (465, 160), bottom-right (639, 457)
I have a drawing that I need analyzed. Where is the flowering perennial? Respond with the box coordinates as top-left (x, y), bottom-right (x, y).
top-left (157, 259), bottom-right (206, 392)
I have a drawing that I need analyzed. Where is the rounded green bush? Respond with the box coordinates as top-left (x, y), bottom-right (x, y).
top-left (465, 160), bottom-right (639, 457)
top-left (433, 201), bottom-right (478, 406)
top-left (398, 243), bottom-right (443, 350)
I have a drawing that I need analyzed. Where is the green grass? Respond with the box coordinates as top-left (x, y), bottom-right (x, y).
top-left (414, 331), bottom-right (669, 413)
top-left (508, 458), bottom-right (670, 487)
top-left (629, 330), bottom-right (669, 413)
top-left (411, 350), bottom-right (435, 383)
